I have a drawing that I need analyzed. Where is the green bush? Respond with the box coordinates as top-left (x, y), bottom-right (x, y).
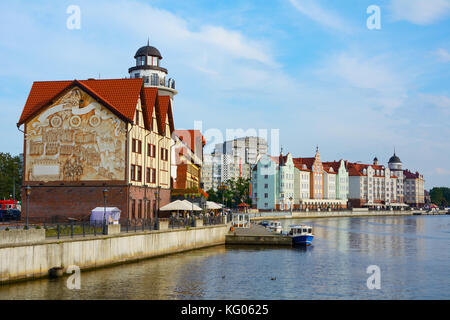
top-left (5, 227), bottom-right (9, 231)
top-left (35, 225), bottom-right (41, 229)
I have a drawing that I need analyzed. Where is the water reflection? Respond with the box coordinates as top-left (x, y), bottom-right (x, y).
top-left (0, 216), bottom-right (448, 300)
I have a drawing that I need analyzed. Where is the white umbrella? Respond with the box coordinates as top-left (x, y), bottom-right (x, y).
top-left (206, 201), bottom-right (222, 210)
top-left (182, 200), bottom-right (202, 211)
top-left (159, 200), bottom-right (192, 211)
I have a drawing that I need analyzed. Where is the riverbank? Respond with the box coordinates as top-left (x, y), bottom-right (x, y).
top-left (0, 224), bottom-right (229, 284)
top-left (249, 210), bottom-right (416, 221)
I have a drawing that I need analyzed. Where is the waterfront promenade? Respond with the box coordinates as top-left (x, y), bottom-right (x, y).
top-left (0, 221), bottom-right (229, 284)
top-left (249, 209), bottom-right (447, 222)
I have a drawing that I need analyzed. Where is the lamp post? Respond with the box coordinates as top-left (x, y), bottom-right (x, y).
top-left (103, 188), bottom-right (108, 235)
top-left (289, 196), bottom-right (293, 215)
top-left (25, 185), bottom-right (31, 229)
top-left (154, 186), bottom-right (161, 222)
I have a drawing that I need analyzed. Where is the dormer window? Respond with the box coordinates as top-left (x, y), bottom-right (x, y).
top-left (150, 56), bottom-right (158, 66)
top-left (136, 56), bottom-right (146, 66)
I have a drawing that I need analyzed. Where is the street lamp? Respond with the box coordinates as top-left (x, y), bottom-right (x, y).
top-left (25, 185), bottom-right (31, 229)
top-left (289, 196), bottom-right (293, 215)
top-left (103, 188), bottom-right (108, 235)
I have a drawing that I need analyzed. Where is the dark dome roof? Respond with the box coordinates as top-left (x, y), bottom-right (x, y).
top-left (389, 154), bottom-right (401, 163)
top-left (134, 45), bottom-right (162, 59)
top-left (373, 157), bottom-right (378, 161)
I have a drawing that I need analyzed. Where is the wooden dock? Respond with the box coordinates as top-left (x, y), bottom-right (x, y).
top-left (225, 224), bottom-right (292, 246)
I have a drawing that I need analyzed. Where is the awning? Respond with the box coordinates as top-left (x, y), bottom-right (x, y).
top-left (159, 200), bottom-right (192, 211)
top-left (206, 201), bottom-right (222, 210)
top-left (182, 200), bottom-right (202, 211)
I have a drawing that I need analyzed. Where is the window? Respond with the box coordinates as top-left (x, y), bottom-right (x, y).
top-left (265, 193), bottom-right (268, 198)
top-left (137, 165), bottom-right (142, 182)
top-left (135, 111), bottom-right (140, 126)
top-left (151, 73), bottom-right (159, 86)
top-left (132, 139), bottom-right (136, 153)
top-left (265, 184), bottom-right (268, 189)
top-left (161, 147), bottom-right (168, 161)
top-left (130, 165), bottom-right (136, 181)
top-left (146, 167), bottom-right (151, 183)
top-left (131, 199), bottom-right (136, 219)
top-left (137, 140), bottom-right (142, 154)
top-left (138, 200), bottom-right (142, 219)
top-left (134, 73), bottom-right (141, 79)
top-left (152, 168), bottom-right (156, 183)
top-left (264, 175), bottom-right (268, 179)
top-left (148, 144), bottom-right (156, 157)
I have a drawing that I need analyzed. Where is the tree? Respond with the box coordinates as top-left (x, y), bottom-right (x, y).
top-left (430, 187), bottom-right (450, 207)
top-left (0, 153), bottom-right (22, 201)
top-left (207, 177), bottom-right (252, 208)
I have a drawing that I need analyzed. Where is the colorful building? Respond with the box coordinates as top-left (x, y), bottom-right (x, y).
top-left (17, 43), bottom-right (176, 220)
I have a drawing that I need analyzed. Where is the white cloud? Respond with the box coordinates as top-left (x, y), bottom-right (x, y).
top-left (389, 0), bottom-right (450, 25)
top-left (317, 52), bottom-right (408, 114)
top-left (435, 48), bottom-right (450, 62)
top-left (288, 0), bottom-right (352, 33)
top-left (435, 168), bottom-right (450, 175)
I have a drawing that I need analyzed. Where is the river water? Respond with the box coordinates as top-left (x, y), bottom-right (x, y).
top-left (0, 215), bottom-right (449, 300)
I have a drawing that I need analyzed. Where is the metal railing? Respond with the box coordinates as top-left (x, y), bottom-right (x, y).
top-left (203, 216), bottom-right (223, 226)
top-left (44, 220), bottom-right (107, 239)
top-left (169, 217), bottom-right (195, 229)
top-left (120, 218), bottom-right (158, 233)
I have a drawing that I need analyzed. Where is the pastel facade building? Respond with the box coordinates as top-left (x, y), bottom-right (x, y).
top-left (17, 43), bottom-right (176, 220)
top-left (323, 160), bottom-right (349, 201)
top-left (347, 160), bottom-right (400, 208)
top-left (403, 169), bottom-right (425, 207)
top-left (252, 148), bottom-right (347, 211)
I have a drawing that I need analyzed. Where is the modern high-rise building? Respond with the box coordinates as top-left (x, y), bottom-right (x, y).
top-left (202, 137), bottom-right (268, 190)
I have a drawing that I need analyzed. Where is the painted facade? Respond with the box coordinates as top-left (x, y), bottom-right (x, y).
top-left (25, 87), bottom-right (127, 182)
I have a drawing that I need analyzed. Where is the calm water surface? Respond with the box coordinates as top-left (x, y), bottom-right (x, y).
top-left (1, 215), bottom-right (449, 300)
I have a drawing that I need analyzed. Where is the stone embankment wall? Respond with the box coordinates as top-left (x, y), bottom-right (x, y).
top-left (0, 224), bottom-right (228, 283)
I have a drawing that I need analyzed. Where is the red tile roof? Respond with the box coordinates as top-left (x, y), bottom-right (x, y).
top-left (157, 95), bottom-right (174, 134)
top-left (141, 87), bottom-right (158, 130)
top-left (293, 157), bottom-right (315, 169)
top-left (174, 130), bottom-right (205, 157)
top-left (17, 78), bottom-right (144, 126)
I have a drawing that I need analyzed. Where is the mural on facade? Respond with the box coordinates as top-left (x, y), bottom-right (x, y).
top-left (25, 87), bottom-right (127, 182)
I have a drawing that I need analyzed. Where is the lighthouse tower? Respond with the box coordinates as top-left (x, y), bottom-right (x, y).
top-left (128, 40), bottom-right (178, 99)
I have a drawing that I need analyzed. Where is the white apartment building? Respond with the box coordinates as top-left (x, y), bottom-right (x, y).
top-left (202, 137), bottom-right (268, 190)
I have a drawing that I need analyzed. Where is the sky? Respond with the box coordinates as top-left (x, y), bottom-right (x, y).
top-left (0, 0), bottom-right (449, 189)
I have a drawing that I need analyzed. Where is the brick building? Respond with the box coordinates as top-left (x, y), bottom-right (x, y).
top-left (17, 43), bottom-right (177, 220)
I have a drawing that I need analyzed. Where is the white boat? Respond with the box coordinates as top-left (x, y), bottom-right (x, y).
top-left (267, 221), bottom-right (283, 234)
top-left (288, 225), bottom-right (314, 246)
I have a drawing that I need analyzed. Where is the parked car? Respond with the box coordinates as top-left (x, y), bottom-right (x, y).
top-left (0, 209), bottom-right (21, 221)
top-left (0, 209), bottom-right (7, 221)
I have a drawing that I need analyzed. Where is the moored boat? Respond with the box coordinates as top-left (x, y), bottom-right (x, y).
top-left (288, 225), bottom-right (314, 246)
top-left (267, 221), bottom-right (283, 234)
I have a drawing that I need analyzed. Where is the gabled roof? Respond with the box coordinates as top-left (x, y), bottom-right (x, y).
top-left (17, 78), bottom-right (145, 126)
top-left (140, 87), bottom-right (158, 130)
top-left (346, 162), bottom-right (387, 177)
top-left (293, 157), bottom-right (315, 169)
top-left (322, 161), bottom-right (341, 173)
top-left (157, 95), bottom-right (174, 135)
top-left (174, 130), bottom-right (205, 156)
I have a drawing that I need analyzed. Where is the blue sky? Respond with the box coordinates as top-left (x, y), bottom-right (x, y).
top-left (0, 0), bottom-right (449, 189)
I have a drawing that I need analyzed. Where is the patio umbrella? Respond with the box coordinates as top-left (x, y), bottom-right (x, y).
top-left (206, 201), bottom-right (222, 210)
top-left (159, 200), bottom-right (192, 211)
top-left (182, 200), bottom-right (202, 211)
